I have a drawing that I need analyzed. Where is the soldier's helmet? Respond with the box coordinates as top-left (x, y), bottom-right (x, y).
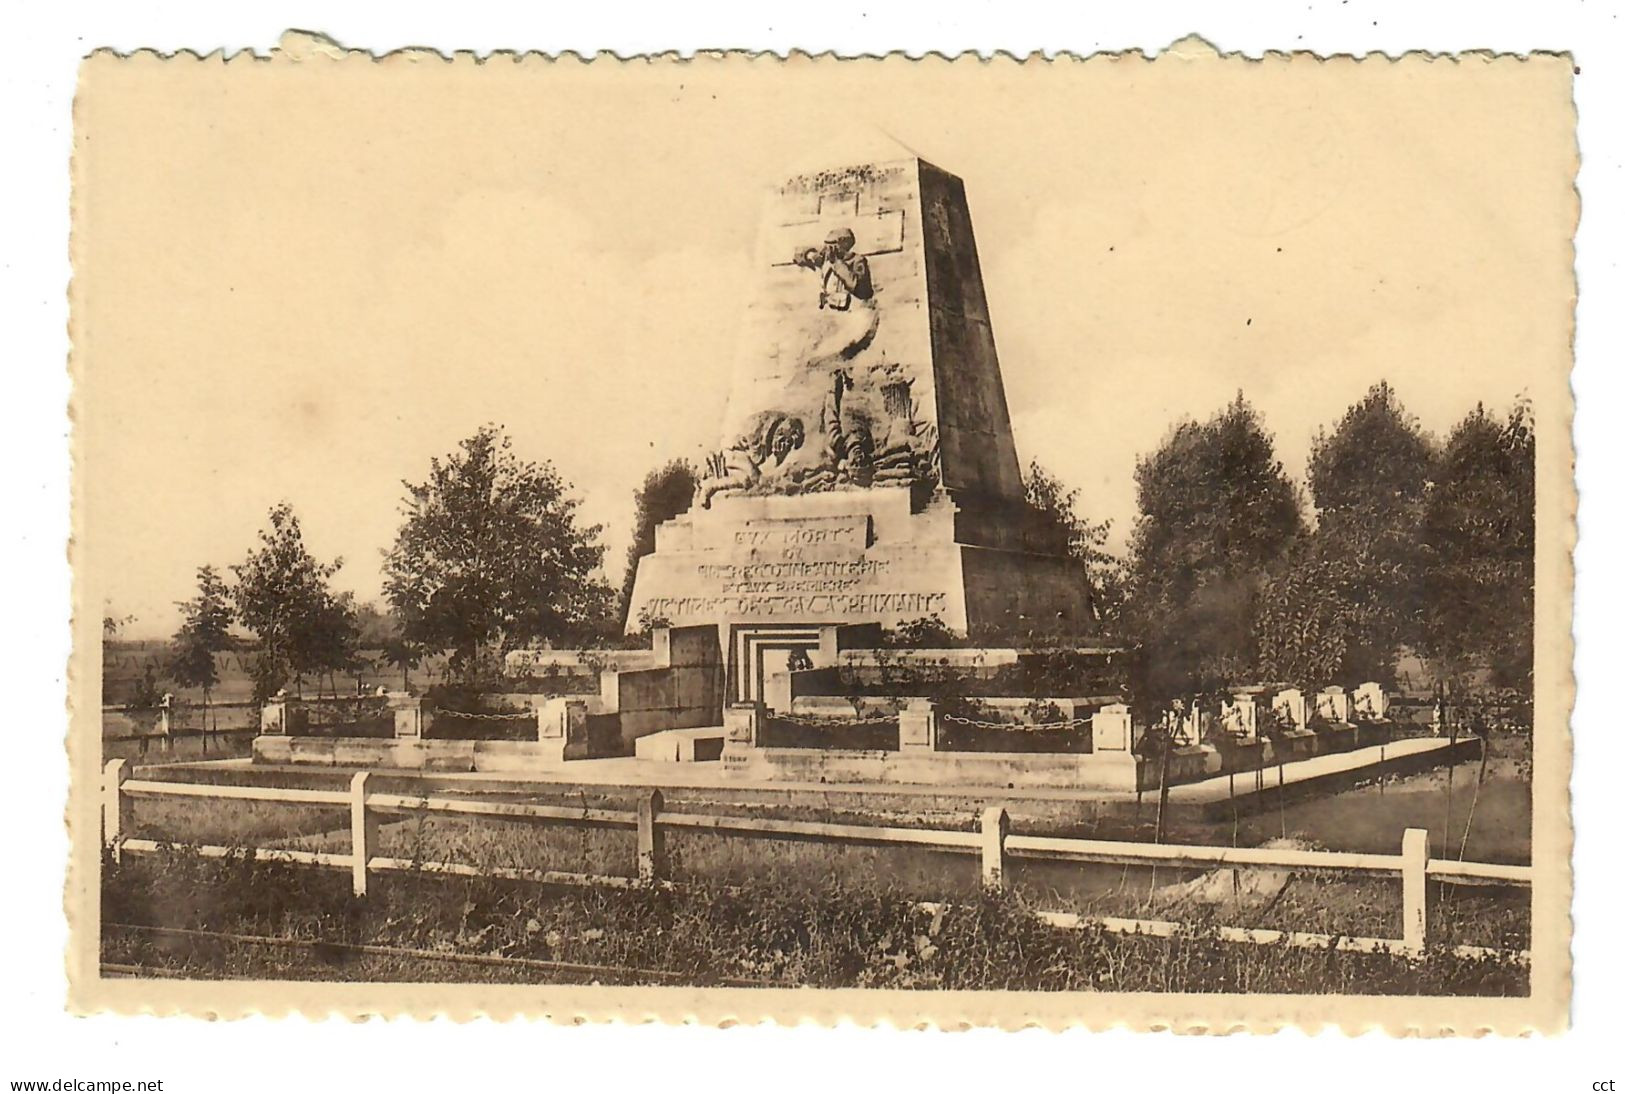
top-left (824, 227), bottom-right (857, 254)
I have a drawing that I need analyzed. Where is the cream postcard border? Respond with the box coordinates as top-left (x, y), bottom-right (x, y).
top-left (64, 35), bottom-right (1577, 1032)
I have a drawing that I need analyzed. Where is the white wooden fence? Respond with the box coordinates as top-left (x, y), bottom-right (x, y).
top-left (101, 759), bottom-right (1532, 961)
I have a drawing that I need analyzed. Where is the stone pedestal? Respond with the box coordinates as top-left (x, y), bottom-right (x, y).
top-left (898, 698), bottom-right (938, 751)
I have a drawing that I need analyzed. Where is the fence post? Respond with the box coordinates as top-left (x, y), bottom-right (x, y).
top-left (102, 759), bottom-right (131, 861)
top-left (350, 771), bottom-right (379, 897)
top-left (1401, 827), bottom-right (1429, 954)
top-left (980, 805), bottom-right (1009, 890)
top-left (637, 789), bottom-right (666, 884)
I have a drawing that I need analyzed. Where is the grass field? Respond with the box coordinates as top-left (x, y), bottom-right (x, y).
top-left (100, 847), bottom-right (1528, 993)
top-left (122, 736), bottom-right (1532, 961)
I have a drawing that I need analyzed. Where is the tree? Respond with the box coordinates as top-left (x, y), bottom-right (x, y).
top-left (1127, 394), bottom-right (1303, 703)
top-left (619, 458), bottom-right (698, 627)
top-left (168, 566), bottom-right (234, 728)
top-left (383, 425), bottom-right (614, 681)
top-left (301, 590), bottom-right (362, 698)
top-left (1419, 400), bottom-right (1535, 689)
top-left (351, 600), bottom-right (398, 647)
top-left (1023, 461), bottom-right (1126, 637)
top-left (381, 633), bottom-right (428, 691)
top-left (230, 502), bottom-right (349, 701)
top-left (1257, 383), bottom-right (1435, 685)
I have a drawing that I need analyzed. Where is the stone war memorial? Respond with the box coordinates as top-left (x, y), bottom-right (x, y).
top-left (626, 155), bottom-right (1097, 681)
top-left (246, 152), bottom-right (1476, 796)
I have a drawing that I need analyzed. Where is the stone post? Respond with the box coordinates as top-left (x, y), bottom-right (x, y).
top-left (1401, 827), bottom-right (1429, 953)
top-left (979, 805), bottom-right (1009, 890)
top-left (1316, 686), bottom-right (1351, 724)
top-left (350, 771), bottom-right (379, 897)
top-left (260, 689), bottom-right (290, 735)
top-left (723, 700), bottom-right (764, 749)
top-left (156, 693), bottom-right (174, 737)
top-left (649, 626), bottom-right (673, 667)
top-left (637, 789), bottom-right (666, 883)
top-left (898, 698), bottom-right (938, 751)
top-left (538, 697), bottom-right (590, 763)
top-left (102, 759), bottom-right (132, 858)
top-left (1090, 703), bottom-right (1132, 752)
top-left (387, 691), bottom-right (432, 739)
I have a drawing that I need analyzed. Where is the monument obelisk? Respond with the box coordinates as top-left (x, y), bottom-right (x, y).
top-left (626, 155), bottom-right (1095, 700)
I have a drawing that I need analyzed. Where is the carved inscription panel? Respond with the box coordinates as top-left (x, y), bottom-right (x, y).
top-left (639, 513), bottom-right (952, 625)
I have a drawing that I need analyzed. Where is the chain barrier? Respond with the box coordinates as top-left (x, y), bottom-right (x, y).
top-left (440, 709), bottom-right (536, 722)
top-left (767, 716), bottom-right (898, 730)
top-left (939, 713), bottom-right (1093, 731)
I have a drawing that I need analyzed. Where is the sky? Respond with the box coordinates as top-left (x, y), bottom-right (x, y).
top-left (75, 47), bottom-right (1574, 638)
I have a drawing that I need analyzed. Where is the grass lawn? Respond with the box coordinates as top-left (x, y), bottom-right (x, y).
top-left (125, 756), bottom-right (1531, 954)
top-left (100, 849), bottom-right (1528, 994)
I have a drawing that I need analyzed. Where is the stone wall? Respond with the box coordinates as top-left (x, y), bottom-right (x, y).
top-left (604, 625), bottom-right (724, 747)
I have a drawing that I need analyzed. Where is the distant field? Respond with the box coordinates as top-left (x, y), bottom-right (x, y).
top-left (102, 641), bottom-right (455, 706)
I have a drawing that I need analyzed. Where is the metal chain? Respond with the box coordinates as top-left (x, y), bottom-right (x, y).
top-left (768, 716), bottom-right (897, 730)
top-left (939, 714), bottom-right (1093, 730)
top-left (440, 709), bottom-right (535, 721)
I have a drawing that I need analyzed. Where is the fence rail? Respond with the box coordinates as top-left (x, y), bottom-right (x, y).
top-left (102, 759), bottom-right (1531, 962)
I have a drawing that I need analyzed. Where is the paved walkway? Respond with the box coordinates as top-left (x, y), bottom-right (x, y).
top-left (150, 734), bottom-right (1474, 807)
top-left (1166, 734), bottom-right (1474, 805)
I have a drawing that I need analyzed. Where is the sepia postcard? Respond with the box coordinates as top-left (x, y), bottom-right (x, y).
top-left (67, 32), bottom-right (1576, 1031)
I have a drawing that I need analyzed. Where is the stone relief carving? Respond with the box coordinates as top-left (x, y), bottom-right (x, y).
top-left (697, 218), bottom-right (941, 508)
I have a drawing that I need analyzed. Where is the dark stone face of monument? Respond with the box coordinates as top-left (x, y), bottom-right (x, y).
top-left (627, 155), bottom-right (1096, 641)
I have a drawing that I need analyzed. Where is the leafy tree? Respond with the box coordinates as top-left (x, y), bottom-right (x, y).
top-left (1024, 461), bottom-right (1126, 637)
top-left (302, 590), bottom-right (362, 698)
top-left (1257, 383), bottom-right (1435, 685)
top-left (1127, 394), bottom-right (1303, 703)
top-left (1254, 552), bottom-right (1350, 688)
top-left (381, 633), bottom-right (428, 691)
top-left (1419, 400), bottom-right (1535, 689)
top-left (383, 425), bottom-right (614, 681)
top-left (619, 458), bottom-right (698, 627)
top-left (168, 566), bottom-right (234, 727)
top-left (230, 502), bottom-right (349, 701)
top-left (351, 601), bottom-right (398, 647)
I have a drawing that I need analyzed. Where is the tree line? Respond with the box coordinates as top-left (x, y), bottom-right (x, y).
top-left (146, 383), bottom-right (1532, 720)
top-left (1027, 382), bottom-right (1534, 708)
top-left (156, 424), bottom-right (638, 714)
